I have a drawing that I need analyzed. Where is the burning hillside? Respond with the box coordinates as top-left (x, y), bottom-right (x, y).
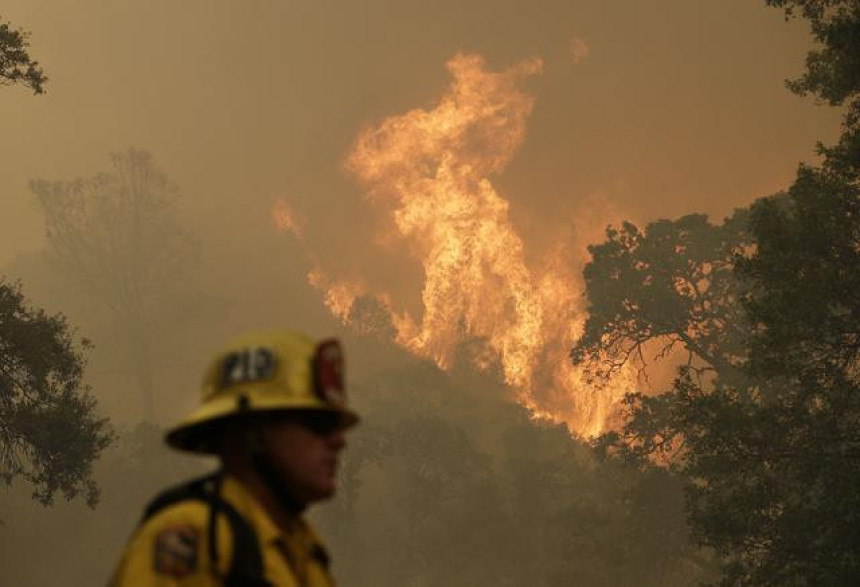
top-left (275, 53), bottom-right (635, 436)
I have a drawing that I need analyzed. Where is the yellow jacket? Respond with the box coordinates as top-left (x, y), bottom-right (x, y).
top-left (111, 474), bottom-right (334, 587)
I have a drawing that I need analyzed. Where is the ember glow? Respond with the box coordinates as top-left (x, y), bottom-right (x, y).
top-left (284, 53), bottom-right (635, 436)
top-left (307, 268), bottom-right (366, 323)
top-left (569, 38), bottom-right (590, 65)
top-left (272, 198), bottom-right (305, 238)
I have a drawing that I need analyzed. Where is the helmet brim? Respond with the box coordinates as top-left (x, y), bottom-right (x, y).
top-left (165, 390), bottom-right (360, 454)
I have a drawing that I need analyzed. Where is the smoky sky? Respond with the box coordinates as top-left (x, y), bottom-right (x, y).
top-left (1, 0), bottom-right (841, 264)
top-left (0, 0), bottom-right (842, 422)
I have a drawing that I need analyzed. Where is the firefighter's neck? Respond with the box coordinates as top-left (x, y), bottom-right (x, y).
top-left (220, 438), bottom-right (307, 531)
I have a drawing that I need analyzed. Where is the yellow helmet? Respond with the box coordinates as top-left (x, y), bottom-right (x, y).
top-left (166, 330), bottom-right (359, 454)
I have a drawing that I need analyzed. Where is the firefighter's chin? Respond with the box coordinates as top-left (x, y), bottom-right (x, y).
top-left (262, 417), bottom-right (346, 505)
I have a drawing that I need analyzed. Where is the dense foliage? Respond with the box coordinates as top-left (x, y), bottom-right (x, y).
top-left (575, 1), bottom-right (860, 583)
top-left (0, 19), bottom-right (47, 94)
top-left (0, 281), bottom-right (113, 506)
top-left (571, 210), bottom-right (754, 388)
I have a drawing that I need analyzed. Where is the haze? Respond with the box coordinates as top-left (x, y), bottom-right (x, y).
top-left (0, 1), bottom-right (844, 585)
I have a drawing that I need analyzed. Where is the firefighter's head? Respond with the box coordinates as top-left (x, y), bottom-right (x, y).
top-left (165, 330), bottom-right (359, 506)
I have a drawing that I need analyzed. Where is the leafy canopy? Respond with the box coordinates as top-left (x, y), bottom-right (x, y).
top-left (0, 19), bottom-right (47, 94)
top-left (575, 1), bottom-right (860, 582)
top-left (572, 211), bottom-right (753, 388)
top-left (0, 281), bottom-right (114, 506)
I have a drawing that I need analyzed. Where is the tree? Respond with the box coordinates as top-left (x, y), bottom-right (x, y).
top-left (581, 203), bottom-right (860, 583)
top-left (766, 0), bottom-right (860, 167)
top-left (571, 209), bottom-right (754, 388)
top-left (0, 280), bottom-right (113, 506)
top-left (756, 0), bottom-right (860, 378)
top-left (716, 3), bottom-right (860, 580)
top-left (724, 1), bottom-right (860, 572)
top-left (576, 1), bottom-right (860, 582)
top-left (30, 149), bottom-right (198, 421)
top-left (0, 17), bottom-right (111, 509)
top-left (0, 18), bottom-right (47, 94)
top-left (766, 1), bottom-right (860, 112)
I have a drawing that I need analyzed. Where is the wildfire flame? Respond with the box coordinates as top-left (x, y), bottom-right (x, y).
top-left (307, 268), bottom-right (365, 323)
top-left (285, 53), bottom-right (634, 436)
top-left (272, 198), bottom-right (305, 238)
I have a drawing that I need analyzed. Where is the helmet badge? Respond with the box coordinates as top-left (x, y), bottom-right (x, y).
top-left (220, 347), bottom-right (277, 387)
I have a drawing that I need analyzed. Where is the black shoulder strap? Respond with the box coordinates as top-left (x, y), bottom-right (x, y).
top-left (141, 472), bottom-right (269, 586)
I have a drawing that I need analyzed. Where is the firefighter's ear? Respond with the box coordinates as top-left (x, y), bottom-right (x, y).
top-left (243, 428), bottom-right (265, 455)
top-left (231, 408), bottom-right (266, 455)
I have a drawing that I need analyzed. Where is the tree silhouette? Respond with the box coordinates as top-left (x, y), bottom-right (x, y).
top-left (0, 281), bottom-right (113, 506)
top-left (0, 18), bottom-right (47, 94)
top-left (30, 149), bottom-right (198, 421)
top-left (572, 210), bottom-right (754, 388)
top-left (577, 1), bottom-right (860, 582)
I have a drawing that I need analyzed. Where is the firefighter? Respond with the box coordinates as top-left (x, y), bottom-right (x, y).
top-left (111, 330), bottom-right (359, 586)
